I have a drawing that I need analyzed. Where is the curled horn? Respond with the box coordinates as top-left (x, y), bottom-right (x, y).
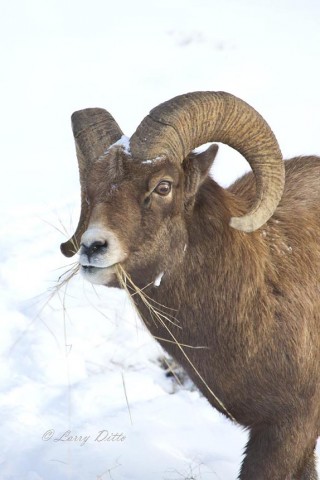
top-left (130, 91), bottom-right (285, 232)
top-left (60, 108), bottom-right (123, 257)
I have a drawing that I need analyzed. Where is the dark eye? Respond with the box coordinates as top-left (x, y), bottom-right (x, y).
top-left (154, 181), bottom-right (172, 196)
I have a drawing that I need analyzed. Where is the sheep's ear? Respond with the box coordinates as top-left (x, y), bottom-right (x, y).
top-left (183, 144), bottom-right (219, 197)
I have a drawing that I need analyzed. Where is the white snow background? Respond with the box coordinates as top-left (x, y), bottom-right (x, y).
top-left (1, 0), bottom-right (320, 479)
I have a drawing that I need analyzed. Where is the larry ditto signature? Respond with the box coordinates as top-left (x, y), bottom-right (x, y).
top-left (42, 429), bottom-right (126, 447)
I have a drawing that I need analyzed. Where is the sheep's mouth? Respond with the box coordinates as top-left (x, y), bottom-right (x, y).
top-left (81, 265), bottom-right (103, 273)
top-left (81, 264), bottom-right (115, 274)
top-left (80, 264), bottom-right (117, 286)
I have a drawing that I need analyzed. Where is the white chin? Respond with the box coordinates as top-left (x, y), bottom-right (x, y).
top-left (80, 265), bottom-right (116, 285)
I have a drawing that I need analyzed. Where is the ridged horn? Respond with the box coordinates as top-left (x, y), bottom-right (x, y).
top-left (130, 91), bottom-right (285, 232)
top-left (61, 108), bottom-right (123, 257)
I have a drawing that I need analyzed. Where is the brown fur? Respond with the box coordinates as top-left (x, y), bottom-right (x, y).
top-left (83, 147), bottom-right (320, 480)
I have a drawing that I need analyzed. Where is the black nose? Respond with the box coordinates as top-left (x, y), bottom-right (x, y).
top-left (81, 240), bottom-right (108, 258)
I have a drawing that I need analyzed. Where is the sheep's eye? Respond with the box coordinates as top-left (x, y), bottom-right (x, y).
top-left (154, 181), bottom-right (172, 196)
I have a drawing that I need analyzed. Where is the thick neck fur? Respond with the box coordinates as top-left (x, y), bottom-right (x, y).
top-left (132, 178), bottom-right (271, 420)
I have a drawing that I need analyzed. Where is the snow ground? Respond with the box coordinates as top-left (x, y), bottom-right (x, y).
top-left (1, 0), bottom-right (320, 478)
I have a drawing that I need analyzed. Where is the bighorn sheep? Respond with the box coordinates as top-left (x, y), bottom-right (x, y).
top-left (60, 91), bottom-right (320, 480)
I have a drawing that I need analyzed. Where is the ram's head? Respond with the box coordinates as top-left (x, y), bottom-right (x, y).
top-left (60, 92), bottom-right (284, 287)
